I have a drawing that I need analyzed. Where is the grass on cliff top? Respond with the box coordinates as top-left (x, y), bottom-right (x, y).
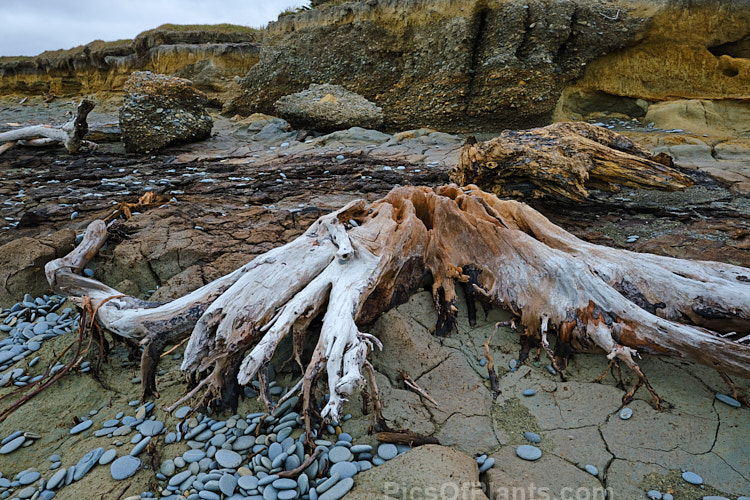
top-left (139, 23), bottom-right (259, 35)
top-left (0, 39), bottom-right (132, 63)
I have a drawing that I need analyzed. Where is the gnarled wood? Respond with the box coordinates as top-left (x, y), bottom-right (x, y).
top-left (45, 185), bottom-right (750, 426)
top-left (0, 99), bottom-right (97, 154)
top-left (452, 121), bottom-right (694, 201)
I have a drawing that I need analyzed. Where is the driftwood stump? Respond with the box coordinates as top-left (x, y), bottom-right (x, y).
top-left (452, 121), bottom-right (694, 201)
top-left (0, 99), bottom-right (97, 155)
top-left (45, 185), bottom-right (750, 441)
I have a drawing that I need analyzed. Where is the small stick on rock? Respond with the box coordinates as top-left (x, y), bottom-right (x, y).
top-left (377, 431), bottom-right (440, 447)
top-left (398, 369), bottom-right (438, 407)
top-left (277, 448), bottom-right (323, 479)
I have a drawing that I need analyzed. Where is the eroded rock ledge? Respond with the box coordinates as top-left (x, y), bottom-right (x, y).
top-left (228, 0), bottom-right (750, 134)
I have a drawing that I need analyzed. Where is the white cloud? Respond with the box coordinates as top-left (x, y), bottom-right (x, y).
top-left (0, 0), bottom-right (309, 56)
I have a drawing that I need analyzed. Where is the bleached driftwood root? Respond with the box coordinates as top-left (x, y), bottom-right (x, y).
top-left (0, 99), bottom-right (97, 155)
top-left (45, 185), bottom-right (750, 439)
top-left (452, 121), bottom-right (694, 201)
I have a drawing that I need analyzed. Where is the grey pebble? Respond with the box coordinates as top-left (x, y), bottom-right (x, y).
top-left (319, 477), bottom-right (354, 500)
top-left (682, 471), bottom-right (703, 485)
top-left (516, 445), bottom-right (542, 461)
top-left (17, 486), bottom-right (37, 499)
top-left (74, 447), bottom-right (105, 480)
top-left (47, 468), bottom-right (67, 490)
top-left (377, 443), bottom-right (398, 460)
top-left (647, 491), bottom-right (662, 499)
top-left (0, 435), bottom-right (25, 454)
top-left (183, 449), bottom-right (206, 463)
top-left (70, 420), bottom-right (93, 435)
top-left (111, 455), bottom-right (141, 480)
top-left (99, 449), bottom-right (117, 465)
top-left (662, 494), bottom-right (673, 500)
top-left (619, 407), bottom-right (633, 420)
top-left (330, 461), bottom-right (357, 479)
top-left (479, 458), bottom-right (495, 472)
top-left (139, 420), bottom-right (164, 436)
top-left (522, 389), bottom-right (536, 397)
top-left (130, 436), bottom-right (151, 456)
top-left (219, 474), bottom-right (237, 496)
top-left (238, 475), bottom-right (258, 490)
top-left (584, 464), bottom-right (598, 476)
top-left (174, 406), bottom-right (191, 419)
top-left (715, 393), bottom-right (741, 408)
top-left (328, 446), bottom-right (353, 463)
top-left (18, 470), bottom-right (40, 485)
top-left (215, 449), bottom-right (242, 468)
top-left (523, 432), bottom-right (541, 444)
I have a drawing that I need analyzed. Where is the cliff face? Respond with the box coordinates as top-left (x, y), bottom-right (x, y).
top-left (228, 0), bottom-right (750, 134)
top-left (0, 27), bottom-right (260, 96)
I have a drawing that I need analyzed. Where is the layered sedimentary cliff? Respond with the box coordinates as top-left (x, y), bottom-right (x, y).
top-left (0, 26), bottom-right (260, 96)
top-left (228, 0), bottom-right (750, 134)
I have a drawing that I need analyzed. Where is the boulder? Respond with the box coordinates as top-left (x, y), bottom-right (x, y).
top-left (119, 71), bottom-right (213, 153)
top-left (273, 83), bottom-right (384, 132)
top-left (346, 445), bottom-right (488, 500)
top-left (0, 229), bottom-right (75, 307)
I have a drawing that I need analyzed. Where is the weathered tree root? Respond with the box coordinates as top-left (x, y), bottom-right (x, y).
top-left (45, 185), bottom-right (750, 421)
top-left (0, 99), bottom-right (97, 155)
top-left (452, 121), bottom-right (694, 201)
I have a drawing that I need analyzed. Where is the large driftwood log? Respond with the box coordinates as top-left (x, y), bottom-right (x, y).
top-left (45, 185), bottom-right (750, 437)
top-left (452, 121), bottom-right (694, 201)
top-left (0, 99), bottom-right (97, 155)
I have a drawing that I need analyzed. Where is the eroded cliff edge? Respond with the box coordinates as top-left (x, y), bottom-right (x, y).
top-left (0, 25), bottom-right (260, 97)
top-left (227, 0), bottom-right (750, 134)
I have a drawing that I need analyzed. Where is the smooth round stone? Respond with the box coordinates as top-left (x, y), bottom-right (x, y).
top-left (715, 393), bottom-right (741, 408)
top-left (682, 471), bottom-right (703, 485)
top-left (479, 458), bottom-right (495, 472)
top-left (646, 490), bottom-right (662, 499)
top-left (174, 406), bottom-right (191, 419)
top-left (169, 470), bottom-right (192, 486)
top-left (522, 389), bottom-right (536, 397)
top-left (39, 491), bottom-right (55, 500)
top-left (328, 446), bottom-right (353, 463)
top-left (139, 420), bottom-right (164, 437)
top-left (102, 419), bottom-right (120, 428)
top-left (662, 494), bottom-right (673, 500)
top-left (49, 454), bottom-right (61, 462)
top-left (219, 474), bottom-right (237, 496)
top-left (259, 475), bottom-right (280, 486)
top-left (318, 476), bottom-right (354, 500)
top-left (237, 475), bottom-right (259, 490)
top-left (337, 433), bottom-right (353, 443)
top-left (233, 436), bottom-right (255, 451)
top-left (377, 443), bottom-right (398, 460)
top-left (99, 449), bottom-right (117, 465)
top-left (0, 435), bottom-right (25, 454)
top-left (18, 471), bottom-right (40, 485)
top-left (701, 497), bottom-right (730, 500)
top-left (198, 491), bottom-right (220, 500)
top-left (160, 459), bottom-right (176, 476)
top-left (47, 468), bottom-right (67, 490)
top-left (268, 442), bottom-right (283, 461)
top-left (330, 461), bottom-right (357, 479)
top-left (183, 449), bottom-right (206, 463)
top-left (0, 477), bottom-right (10, 487)
top-left (27, 341), bottom-right (41, 351)
top-left (33, 323), bottom-right (48, 335)
top-left (273, 478), bottom-right (298, 490)
top-left (17, 486), bottom-right (36, 499)
top-left (215, 449), bottom-right (242, 469)
top-left (523, 432), bottom-right (541, 444)
top-left (111, 455), bottom-right (141, 480)
top-left (516, 445), bottom-right (542, 461)
top-left (350, 444), bottom-right (372, 454)
top-left (278, 490), bottom-right (297, 500)
top-left (70, 420), bottom-right (93, 435)
top-left (619, 407), bottom-right (633, 420)
top-left (584, 464), bottom-right (598, 476)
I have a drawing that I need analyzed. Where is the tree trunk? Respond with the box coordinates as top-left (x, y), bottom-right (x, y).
top-left (452, 121), bottom-right (694, 201)
top-left (45, 185), bottom-right (750, 427)
top-left (0, 99), bottom-right (97, 154)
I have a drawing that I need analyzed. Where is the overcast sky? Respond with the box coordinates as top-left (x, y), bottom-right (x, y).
top-left (0, 0), bottom-right (309, 57)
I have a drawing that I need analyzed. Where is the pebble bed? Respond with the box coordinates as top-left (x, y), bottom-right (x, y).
top-left (0, 294), bottom-right (496, 500)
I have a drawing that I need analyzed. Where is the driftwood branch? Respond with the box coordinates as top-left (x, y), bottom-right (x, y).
top-left (0, 99), bottom-right (97, 154)
top-left (44, 185), bottom-right (750, 422)
top-left (452, 121), bottom-right (693, 201)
